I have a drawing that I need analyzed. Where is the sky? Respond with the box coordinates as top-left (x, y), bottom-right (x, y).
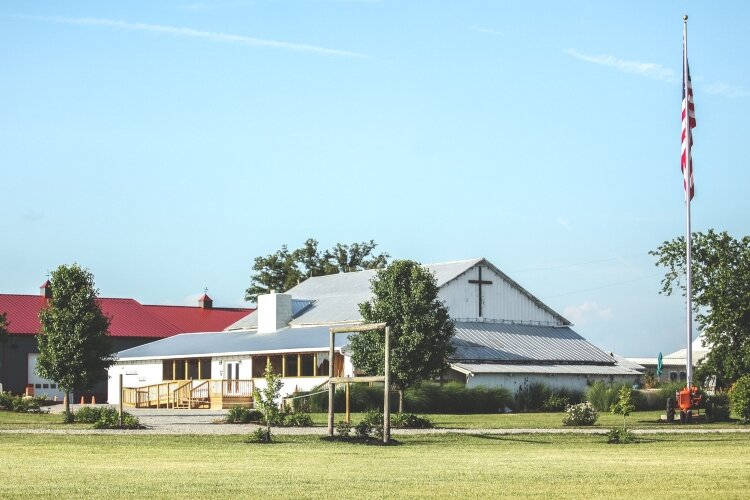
top-left (2, 1), bottom-right (748, 357)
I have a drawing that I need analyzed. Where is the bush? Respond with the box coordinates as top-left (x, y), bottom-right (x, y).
top-left (514, 383), bottom-right (551, 412)
top-left (354, 409), bottom-right (384, 440)
top-left (730, 375), bottom-right (750, 424)
top-left (291, 382), bottom-right (513, 414)
top-left (586, 382), bottom-right (647, 412)
top-left (226, 406), bottom-right (262, 424)
top-left (74, 406), bottom-right (103, 423)
top-left (562, 402), bottom-right (598, 426)
top-left (704, 393), bottom-right (731, 422)
top-left (62, 410), bottom-right (75, 424)
top-left (89, 407), bottom-right (141, 429)
top-left (335, 420), bottom-right (352, 437)
top-left (0, 392), bottom-right (44, 413)
top-left (656, 381), bottom-right (689, 410)
top-left (391, 412), bottom-right (433, 429)
top-left (248, 427), bottom-right (272, 443)
top-left (607, 427), bottom-right (636, 444)
top-left (281, 410), bottom-right (313, 427)
top-left (542, 394), bottom-right (570, 412)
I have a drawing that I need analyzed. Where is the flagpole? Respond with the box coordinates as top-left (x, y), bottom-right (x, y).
top-left (683, 14), bottom-right (693, 389)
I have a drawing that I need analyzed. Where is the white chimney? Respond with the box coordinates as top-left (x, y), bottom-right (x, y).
top-left (257, 291), bottom-right (293, 333)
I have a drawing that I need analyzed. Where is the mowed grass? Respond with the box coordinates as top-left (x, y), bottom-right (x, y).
top-left (1, 433), bottom-right (749, 499)
top-left (0, 411), bottom-right (90, 429)
top-left (309, 410), bottom-right (744, 429)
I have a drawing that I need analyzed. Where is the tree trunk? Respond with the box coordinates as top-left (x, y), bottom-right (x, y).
top-left (64, 391), bottom-right (70, 415)
top-left (398, 389), bottom-right (404, 413)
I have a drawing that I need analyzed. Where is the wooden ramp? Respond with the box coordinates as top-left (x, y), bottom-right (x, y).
top-left (123, 379), bottom-right (254, 409)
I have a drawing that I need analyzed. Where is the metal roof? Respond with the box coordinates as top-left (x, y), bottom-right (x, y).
top-left (114, 325), bottom-right (355, 360)
top-left (452, 362), bottom-right (642, 376)
top-left (226, 259), bottom-right (485, 331)
top-left (450, 321), bottom-right (614, 364)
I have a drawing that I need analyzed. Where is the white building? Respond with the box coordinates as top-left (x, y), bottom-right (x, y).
top-left (108, 258), bottom-right (640, 407)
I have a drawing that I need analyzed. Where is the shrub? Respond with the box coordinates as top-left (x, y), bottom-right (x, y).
top-left (704, 393), bottom-right (731, 422)
top-left (542, 394), bottom-right (570, 412)
top-left (514, 383), bottom-right (551, 412)
top-left (61, 410), bottom-right (75, 424)
top-left (74, 406), bottom-right (102, 423)
top-left (607, 427), bottom-right (636, 444)
top-left (391, 412), bottom-right (433, 429)
top-left (90, 407), bottom-right (141, 429)
top-left (335, 420), bottom-right (352, 437)
top-left (281, 410), bottom-right (313, 427)
top-left (586, 382), bottom-right (647, 412)
top-left (355, 409), bottom-right (384, 439)
top-left (730, 375), bottom-right (750, 424)
top-left (226, 406), bottom-right (262, 424)
top-left (248, 427), bottom-right (272, 443)
top-left (0, 392), bottom-right (43, 413)
top-left (292, 382), bottom-right (513, 414)
top-left (562, 402), bottom-right (598, 426)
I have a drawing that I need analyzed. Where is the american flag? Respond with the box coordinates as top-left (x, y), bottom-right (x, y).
top-left (681, 41), bottom-right (696, 201)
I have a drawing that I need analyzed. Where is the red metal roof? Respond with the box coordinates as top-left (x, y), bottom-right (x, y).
top-left (144, 305), bottom-right (252, 333)
top-left (0, 294), bottom-right (254, 339)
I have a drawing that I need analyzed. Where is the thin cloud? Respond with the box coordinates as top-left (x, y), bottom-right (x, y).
top-left (704, 82), bottom-right (750, 98)
top-left (18, 15), bottom-right (367, 58)
top-left (556, 217), bottom-right (572, 231)
top-left (471, 25), bottom-right (502, 36)
top-left (565, 48), bottom-right (675, 83)
top-left (563, 301), bottom-right (612, 327)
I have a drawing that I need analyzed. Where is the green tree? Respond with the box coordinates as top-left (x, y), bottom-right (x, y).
top-left (350, 260), bottom-right (455, 412)
top-left (0, 312), bottom-right (8, 389)
top-left (252, 359), bottom-right (283, 442)
top-left (37, 264), bottom-right (113, 414)
top-left (0, 312), bottom-right (7, 344)
top-left (611, 385), bottom-right (636, 430)
top-left (245, 238), bottom-right (389, 302)
top-left (651, 230), bottom-right (750, 389)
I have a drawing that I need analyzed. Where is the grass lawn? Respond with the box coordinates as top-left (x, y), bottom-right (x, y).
top-left (1, 432), bottom-right (749, 499)
top-left (0, 411), bottom-right (90, 430)
top-left (309, 410), bottom-right (745, 429)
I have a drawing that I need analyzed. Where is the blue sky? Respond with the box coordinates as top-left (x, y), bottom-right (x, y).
top-left (2, 1), bottom-right (748, 356)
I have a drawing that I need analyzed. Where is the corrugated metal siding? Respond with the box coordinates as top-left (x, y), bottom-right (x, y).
top-left (451, 321), bottom-right (614, 364)
top-left (452, 362), bottom-right (642, 376)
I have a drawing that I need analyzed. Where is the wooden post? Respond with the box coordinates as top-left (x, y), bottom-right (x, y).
top-left (383, 325), bottom-right (391, 444)
top-left (118, 374), bottom-right (123, 428)
top-left (328, 330), bottom-right (335, 437)
top-left (345, 382), bottom-right (350, 423)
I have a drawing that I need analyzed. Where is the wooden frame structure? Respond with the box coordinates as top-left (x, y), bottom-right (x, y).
top-left (328, 322), bottom-right (391, 444)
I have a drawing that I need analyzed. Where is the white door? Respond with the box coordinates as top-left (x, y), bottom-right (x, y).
top-left (225, 362), bottom-right (240, 395)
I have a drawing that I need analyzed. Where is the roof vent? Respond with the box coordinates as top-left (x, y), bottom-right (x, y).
top-left (199, 293), bottom-right (213, 309)
top-left (40, 280), bottom-right (52, 299)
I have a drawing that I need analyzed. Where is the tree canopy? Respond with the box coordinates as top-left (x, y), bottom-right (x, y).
top-left (0, 312), bottom-right (8, 343)
top-left (350, 260), bottom-right (455, 410)
top-left (37, 264), bottom-right (114, 412)
top-left (651, 230), bottom-right (750, 389)
top-left (245, 238), bottom-right (389, 302)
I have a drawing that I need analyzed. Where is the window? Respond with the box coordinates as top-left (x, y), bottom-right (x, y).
top-left (268, 355), bottom-right (283, 375)
top-left (285, 354), bottom-right (299, 377)
top-left (317, 353), bottom-right (329, 376)
top-left (252, 356), bottom-right (266, 378)
top-left (163, 358), bottom-right (212, 380)
top-left (300, 354), bottom-right (315, 377)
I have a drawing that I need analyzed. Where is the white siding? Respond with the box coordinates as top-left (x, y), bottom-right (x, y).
top-left (465, 373), bottom-right (641, 394)
top-left (439, 265), bottom-right (562, 325)
top-left (107, 360), bottom-right (163, 404)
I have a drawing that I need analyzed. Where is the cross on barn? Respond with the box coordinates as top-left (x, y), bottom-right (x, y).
top-left (469, 266), bottom-right (493, 317)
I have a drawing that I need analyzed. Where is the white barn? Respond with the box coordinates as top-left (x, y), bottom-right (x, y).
top-left (108, 258), bottom-right (640, 407)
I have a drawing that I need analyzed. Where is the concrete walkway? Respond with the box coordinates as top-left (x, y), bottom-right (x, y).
top-left (1, 405), bottom-right (747, 436)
